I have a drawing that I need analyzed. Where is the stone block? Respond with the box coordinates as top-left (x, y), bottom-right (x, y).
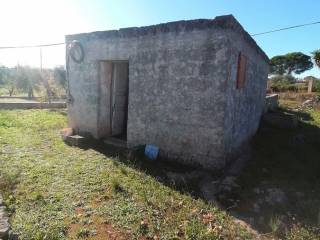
top-left (64, 135), bottom-right (87, 147)
top-left (262, 112), bottom-right (298, 129)
top-left (0, 207), bottom-right (9, 239)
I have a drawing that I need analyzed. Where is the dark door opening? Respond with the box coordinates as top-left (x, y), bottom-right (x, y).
top-left (110, 61), bottom-right (129, 140)
top-left (100, 60), bottom-right (129, 141)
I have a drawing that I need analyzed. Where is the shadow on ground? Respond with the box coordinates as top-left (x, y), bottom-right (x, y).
top-left (74, 108), bottom-right (320, 238)
top-left (234, 109), bottom-right (320, 237)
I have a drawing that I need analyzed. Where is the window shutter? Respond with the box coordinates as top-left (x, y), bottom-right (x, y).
top-left (236, 53), bottom-right (247, 89)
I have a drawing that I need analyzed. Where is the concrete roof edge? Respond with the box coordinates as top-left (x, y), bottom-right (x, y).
top-left (215, 15), bottom-right (269, 63)
top-left (65, 14), bottom-right (269, 62)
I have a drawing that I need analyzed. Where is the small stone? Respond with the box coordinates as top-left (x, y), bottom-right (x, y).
top-left (166, 172), bottom-right (187, 187)
top-left (265, 188), bottom-right (286, 205)
top-left (219, 176), bottom-right (239, 193)
top-left (8, 230), bottom-right (19, 240)
top-left (253, 203), bottom-right (260, 213)
top-left (253, 187), bottom-right (261, 194)
top-left (0, 207), bottom-right (7, 219)
top-left (0, 219), bottom-right (9, 239)
top-left (199, 176), bottom-right (220, 203)
top-left (0, 206), bottom-right (10, 239)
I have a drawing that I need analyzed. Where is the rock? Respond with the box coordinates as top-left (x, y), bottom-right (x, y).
top-left (225, 145), bottom-right (252, 176)
top-left (0, 195), bottom-right (3, 206)
top-left (185, 170), bottom-right (206, 181)
top-left (166, 170), bottom-right (207, 187)
top-left (64, 135), bottom-right (87, 146)
top-left (233, 218), bottom-right (259, 237)
top-left (0, 217), bottom-right (9, 239)
top-left (0, 207), bottom-right (7, 219)
top-left (199, 176), bottom-right (220, 203)
top-left (253, 187), bottom-right (261, 194)
top-left (166, 172), bottom-right (187, 187)
top-left (219, 176), bottom-right (239, 193)
top-left (8, 231), bottom-right (19, 240)
top-left (291, 134), bottom-right (305, 145)
top-left (262, 112), bottom-right (298, 129)
top-left (60, 127), bottom-right (73, 141)
top-left (265, 188), bottom-right (286, 205)
top-left (265, 94), bottom-right (279, 112)
top-left (0, 203), bottom-right (10, 240)
top-left (302, 99), bottom-right (312, 106)
top-left (253, 203), bottom-right (260, 213)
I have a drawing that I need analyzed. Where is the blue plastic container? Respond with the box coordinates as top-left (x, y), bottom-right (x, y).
top-left (144, 144), bottom-right (159, 160)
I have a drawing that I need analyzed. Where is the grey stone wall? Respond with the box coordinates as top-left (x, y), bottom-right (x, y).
top-left (66, 15), bottom-right (269, 170)
top-left (128, 30), bottom-right (233, 170)
top-left (224, 30), bottom-right (269, 160)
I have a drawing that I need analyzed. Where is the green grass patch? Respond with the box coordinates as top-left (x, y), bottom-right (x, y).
top-left (0, 110), bottom-right (253, 239)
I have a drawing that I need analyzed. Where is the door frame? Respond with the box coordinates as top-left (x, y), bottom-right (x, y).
top-left (106, 60), bottom-right (129, 138)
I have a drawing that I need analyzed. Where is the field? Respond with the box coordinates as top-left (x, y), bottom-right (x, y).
top-left (0, 102), bottom-right (319, 239)
top-left (0, 110), bottom-right (252, 239)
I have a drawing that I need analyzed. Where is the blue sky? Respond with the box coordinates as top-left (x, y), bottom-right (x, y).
top-left (0, 0), bottom-right (319, 77)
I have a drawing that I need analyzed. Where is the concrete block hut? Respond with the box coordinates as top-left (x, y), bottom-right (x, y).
top-left (66, 15), bottom-right (269, 170)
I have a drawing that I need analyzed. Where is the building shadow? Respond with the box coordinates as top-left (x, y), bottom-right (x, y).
top-left (231, 109), bottom-right (320, 237)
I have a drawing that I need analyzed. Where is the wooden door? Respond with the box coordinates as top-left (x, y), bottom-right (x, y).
top-left (111, 62), bottom-right (129, 137)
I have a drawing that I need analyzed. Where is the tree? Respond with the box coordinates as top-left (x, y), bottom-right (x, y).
top-left (312, 50), bottom-right (320, 69)
top-left (53, 66), bottom-right (67, 90)
top-left (270, 52), bottom-right (313, 75)
top-left (15, 66), bottom-right (41, 98)
top-left (0, 66), bottom-right (16, 96)
top-left (0, 66), bottom-right (8, 85)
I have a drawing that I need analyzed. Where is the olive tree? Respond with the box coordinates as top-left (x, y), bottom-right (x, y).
top-left (312, 50), bottom-right (320, 69)
top-left (270, 52), bottom-right (313, 75)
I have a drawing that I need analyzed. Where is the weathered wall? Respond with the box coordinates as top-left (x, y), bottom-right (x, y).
top-left (127, 30), bottom-right (230, 169)
top-left (67, 61), bottom-right (100, 137)
top-left (67, 25), bottom-right (230, 169)
top-left (224, 29), bottom-right (269, 161)
top-left (66, 15), bottom-right (269, 170)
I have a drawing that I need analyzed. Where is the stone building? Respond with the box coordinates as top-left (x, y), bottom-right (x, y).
top-left (66, 15), bottom-right (269, 170)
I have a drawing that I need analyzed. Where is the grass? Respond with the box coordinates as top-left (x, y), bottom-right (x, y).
top-left (0, 109), bottom-right (253, 239)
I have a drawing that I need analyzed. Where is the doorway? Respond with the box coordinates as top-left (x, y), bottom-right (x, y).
top-left (100, 61), bottom-right (129, 140)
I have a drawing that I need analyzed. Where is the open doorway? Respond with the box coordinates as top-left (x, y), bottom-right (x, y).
top-left (100, 61), bottom-right (129, 141)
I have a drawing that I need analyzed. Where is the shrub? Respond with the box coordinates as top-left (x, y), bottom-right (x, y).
top-left (313, 80), bottom-right (320, 93)
top-left (269, 75), bottom-right (308, 92)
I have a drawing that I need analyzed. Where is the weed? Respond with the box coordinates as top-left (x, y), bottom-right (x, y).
top-left (0, 171), bottom-right (20, 193)
top-left (269, 215), bottom-right (282, 234)
top-left (119, 166), bottom-right (128, 175)
top-left (76, 228), bottom-right (90, 238)
top-left (111, 178), bottom-right (125, 194)
top-left (184, 218), bottom-right (214, 240)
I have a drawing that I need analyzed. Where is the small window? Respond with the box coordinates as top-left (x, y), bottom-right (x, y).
top-left (236, 52), bottom-right (247, 89)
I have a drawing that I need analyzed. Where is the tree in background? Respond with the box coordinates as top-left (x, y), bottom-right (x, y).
top-left (0, 66), bottom-right (16, 96)
top-left (312, 50), bottom-right (320, 69)
top-left (270, 52), bottom-right (313, 75)
top-left (0, 66), bottom-right (8, 85)
top-left (53, 66), bottom-right (67, 91)
top-left (15, 66), bottom-right (42, 98)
